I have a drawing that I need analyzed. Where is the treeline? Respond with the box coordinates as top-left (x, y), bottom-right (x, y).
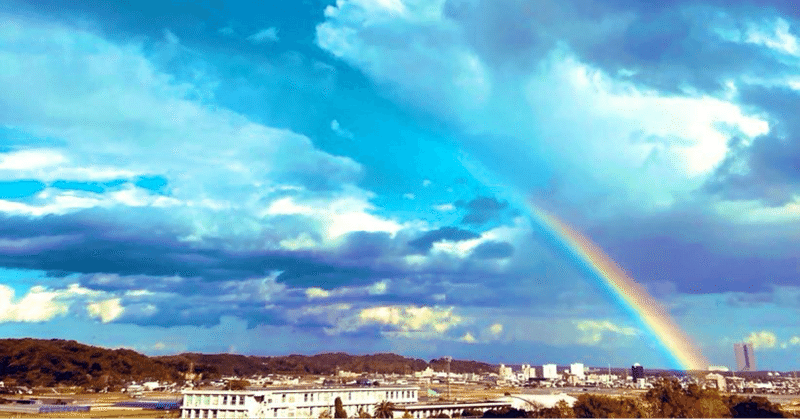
top-left (0, 338), bottom-right (181, 388)
top-left (159, 353), bottom-right (494, 377)
top-left (0, 339), bottom-right (495, 388)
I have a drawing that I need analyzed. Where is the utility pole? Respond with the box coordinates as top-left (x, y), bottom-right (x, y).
top-left (444, 356), bottom-right (453, 401)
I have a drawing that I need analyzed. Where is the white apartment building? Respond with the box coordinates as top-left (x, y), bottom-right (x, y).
top-left (570, 363), bottom-right (585, 379)
top-left (542, 364), bottom-right (558, 380)
top-left (520, 364), bottom-right (536, 381)
top-left (498, 364), bottom-right (514, 379)
top-left (181, 386), bottom-right (419, 419)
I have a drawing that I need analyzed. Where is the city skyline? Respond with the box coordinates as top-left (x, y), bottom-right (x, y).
top-left (1, 0), bottom-right (800, 370)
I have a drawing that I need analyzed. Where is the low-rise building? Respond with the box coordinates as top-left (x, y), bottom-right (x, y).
top-left (181, 386), bottom-right (419, 419)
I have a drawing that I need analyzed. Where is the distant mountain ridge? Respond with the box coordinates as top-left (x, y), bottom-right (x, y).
top-left (0, 338), bottom-right (494, 388)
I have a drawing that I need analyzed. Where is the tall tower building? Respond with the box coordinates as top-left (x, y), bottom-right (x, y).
top-left (631, 363), bottom-right (645, 380)
top-left (734, 343), bottom-right (756, 372)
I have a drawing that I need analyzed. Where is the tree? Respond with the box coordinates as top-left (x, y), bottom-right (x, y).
top-left (462, 409), bottom-right (482, 418)
top-left (532, 401), bottom-right (573, 418)
top-left (573, 394), bottom-right (646, 418)
top-left (358, 408), bottom-right (372, 418)
top-left (645, 378), bottom-right (729, 418)
top-left (481, 407), bottom-right (530, 418)
top-left (402, 411), bottom-right (414, 418)
top-left (225, 379), bottom-right (249, 390)
top-left (374, 400), bottom-right (395, 418)
top-left (725, 395), bottom-right (785, 418)
top-left (334, 397), bottom-right (348, 418)
top-left (319, 408), bottom-right (332, 418)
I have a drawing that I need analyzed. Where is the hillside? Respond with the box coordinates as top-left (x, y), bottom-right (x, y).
top-left (0, 338), bottom-right (180, 388)
top-left (0, 339), bottom-right (495, 388)
top-left (159, 352), bottom-right (494, 376)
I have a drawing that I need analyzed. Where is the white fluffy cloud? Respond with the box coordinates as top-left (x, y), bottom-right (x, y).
top-left (353, 305), bottom-right (463, 337)
top-left (330, 119), bottom-right (354, 139)
top-left (87, 298), bottom-right (125, 323)
top-left (0, 283), bottom-right (106, 322)
top-left (306, 287), bottom-right (332, 299)
top-left (574, 319), bottom-right (639, 345)
top-left (743, 18), bottom-right (799, 56)
top-left (0, 186), bottom-right (181, 217)
top-left (0, 149), bottom-right (67, 171)
top-left (304, 280), bottom-right (391, 301)
top-left (247, 27), bottom-right (279, 43)
top-left (745, 330), bottom-right (778, 349)
top-left (265, 192), bottom-right (404, 244)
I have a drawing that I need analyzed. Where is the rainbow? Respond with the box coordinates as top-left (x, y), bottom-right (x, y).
top-left (529, 204), bottom-right (708, 371)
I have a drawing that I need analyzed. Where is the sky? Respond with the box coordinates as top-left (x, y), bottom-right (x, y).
top-left (1, 0), bottom-right (800, 371)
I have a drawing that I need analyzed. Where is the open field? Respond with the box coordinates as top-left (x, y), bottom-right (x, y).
top-left (0, 392), bottom-right (181, 418)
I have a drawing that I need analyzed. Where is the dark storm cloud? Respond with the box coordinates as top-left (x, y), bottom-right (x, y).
top-left (407, 227), bottom-right (480, 252)
top-left (337, 231), bottom-right (397, 259)
top-left (0, 209), bottom-right (386, 291)
top-left (471, 241), bottom-right (515, 259)
top-left (457, 196), bottom-right (509, 225)
top-left (706, 86), bottom-right (800, 205)
top-left (588, 209), bottom-right (800, 294)
top-left (571, 6), bottom-right (791, 94)
top-left (445, 0), bottom-right (797, 94)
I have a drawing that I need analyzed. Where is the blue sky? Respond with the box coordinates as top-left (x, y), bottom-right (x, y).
top-left (1, 0), bottom-right (800, 371)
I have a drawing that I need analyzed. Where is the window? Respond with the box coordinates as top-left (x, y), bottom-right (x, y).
top-left (282, 394), bottom-right (286, 403)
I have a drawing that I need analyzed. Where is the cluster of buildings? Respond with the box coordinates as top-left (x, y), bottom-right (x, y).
top-left (495, 363), bottom-right (587, 386)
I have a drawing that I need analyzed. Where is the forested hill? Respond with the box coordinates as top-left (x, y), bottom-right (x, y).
top-left (158, 353), bottom-right (495, 377)
top-left (0, 338), bottom-right (181, 388)
top-left (0, 338), bottom-right (494, 388)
